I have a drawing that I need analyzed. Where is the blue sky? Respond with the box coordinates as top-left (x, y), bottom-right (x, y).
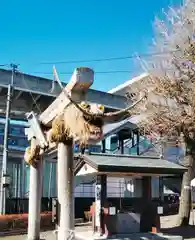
top-left (0, 0), bottom-right (181, 91)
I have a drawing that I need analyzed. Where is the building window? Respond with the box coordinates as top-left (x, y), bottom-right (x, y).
top-left (74, 183), bottom-right (95, 198)
top-left (110, 136), bottom-right (118, 151)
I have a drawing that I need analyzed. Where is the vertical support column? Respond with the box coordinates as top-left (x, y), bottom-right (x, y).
top-left (48, 162), bottom-right (53, 198)
top-left (159, 136), bottom-right (164, 203)
top-left (130, 130), bottom-right (135, 154)
top-left (118, 132), bottom-right (124, 154)
top-left (13, 164), bottom-right (17, 198)
top-left (102, 139), bottom-right (106, 153)
top-left (136, 130), bottom-right (140, 155)
top-left (27, 138), bottom-right (43, 240)
top-left (132, 131), bottom-right (135, 146)
top-left (20, 159), bottom-right (25, 198)
top-left (57, 140), bottom-right (74, 240)
top-left (15, 163), bottom-right (19, 198)
top-left (159, 177), bottom-right (164, 202)
top-left (95, 175), bottom-right (107, 236)
top-left (140, 176), bottom-right (161, 233)
top-left (142, 176), bottom-right (152, 201)
top-left (120, 138), bottom-right (124, 154)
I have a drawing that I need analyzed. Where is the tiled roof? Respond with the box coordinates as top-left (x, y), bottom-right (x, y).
top-left (80, 152), bottom-right (186, 176)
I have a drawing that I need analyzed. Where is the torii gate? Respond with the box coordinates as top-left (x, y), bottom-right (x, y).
top-left (24, 67), bottom-right (145, 240)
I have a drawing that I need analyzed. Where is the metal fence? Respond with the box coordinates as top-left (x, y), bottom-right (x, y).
top-left (5, 197), bottom-right (144, 216)
top-left (4, 177), bottom-right (180, 216)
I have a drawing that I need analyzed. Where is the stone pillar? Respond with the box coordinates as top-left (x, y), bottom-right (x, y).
top-left (57, 140), bottom-right (74, 240)
top-left (95, 174), bottom-right (107, 235)
top-left (27, 138), bottom-right (43, 240)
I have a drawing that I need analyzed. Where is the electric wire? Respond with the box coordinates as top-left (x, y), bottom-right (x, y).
top-left (33, 70), bottom-right (134, 75)
top-left (0, 49), bottom-right (179, 75)
top-left (37, 50), bottom-right (179, 65)
top-left (0, 48), bottom-right (180, 116)
top-left (0, 49), bottom-right (180, 71)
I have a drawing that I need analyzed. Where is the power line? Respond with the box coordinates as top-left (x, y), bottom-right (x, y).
top-left (33, 70), bottom-right (134, 75)
top-left (38, 50), bottom-right (178, 65)
top-left (0, 50), bottom-right (178, 69)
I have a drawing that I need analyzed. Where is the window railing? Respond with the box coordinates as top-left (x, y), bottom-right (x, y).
top-left (106, 136), bottom-right (155, 155)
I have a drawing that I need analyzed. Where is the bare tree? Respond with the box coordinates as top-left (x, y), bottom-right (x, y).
top-left (128, 0), bottom-right (195, 226)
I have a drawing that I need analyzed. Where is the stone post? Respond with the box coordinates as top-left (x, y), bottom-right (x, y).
top-left (27, 138), bottom-right (43, 240)
top-left (57, 140), bottom-right (74, 240)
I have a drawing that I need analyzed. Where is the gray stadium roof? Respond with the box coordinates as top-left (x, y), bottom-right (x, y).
top-left (0, 68), bottom-right (128, 120)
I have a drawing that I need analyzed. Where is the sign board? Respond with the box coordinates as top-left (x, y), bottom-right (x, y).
top-left (157, 206), bottom-right (163, 215)
top-left (109, 207), bottom-right (116, 215)
top-left (2, 174), bottom-right (11, 187)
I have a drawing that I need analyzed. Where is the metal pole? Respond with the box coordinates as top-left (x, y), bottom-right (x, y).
top-left (0, 64), bottom-right (17, 214)
top-left (102, 140), bottom-right (105, 153)
top-left (20, 159), bottom-right (25, 198)
top-left (57, 140), bottom-right (74, 240)
top-left (190, 187), bottom-right (194, 225)
top-left (27, 138), bottom-right (43, 240)
top-left (15, 164), bottom-right (18, 198)
top-left (136, 130), bottom-right (140, 155)
top-left (119, 180), bottom-right (122, 210)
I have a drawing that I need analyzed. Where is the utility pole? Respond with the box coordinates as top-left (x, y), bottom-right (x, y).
top-left (0, 63), bottom-right (18, 214)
